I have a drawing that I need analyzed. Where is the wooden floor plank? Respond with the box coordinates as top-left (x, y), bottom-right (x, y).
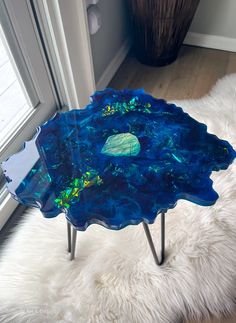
top-left (110, 45), bottom-right (236, 101)
top-left (109, 55), bottom-right (139, 90)
top-left (191, 47), bottom-right (229, 99)
top-left (226, 52), bottom-right (236, 74)
top-left (161, 45), bottom-right (202, 100)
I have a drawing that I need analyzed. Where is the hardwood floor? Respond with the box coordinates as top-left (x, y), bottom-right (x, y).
top-left (110, 45), bottom-right (236, 100)
top-left (109, 45), bottom-right (236, 323)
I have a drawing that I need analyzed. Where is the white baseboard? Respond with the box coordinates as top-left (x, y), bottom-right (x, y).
top-left (184, 32), bottom-right (236, 53)
top-left (96, 38), bottom-right (131, 90)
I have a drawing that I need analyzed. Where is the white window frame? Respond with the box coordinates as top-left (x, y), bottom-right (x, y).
top-left (35, 0), bottom-right (96, 109)
top-left (0, 0), bottom-right (59, 229)
top-left (0, 0), bottom-right (61, 159)
top-left (0, 0), bottom-right (96, 230)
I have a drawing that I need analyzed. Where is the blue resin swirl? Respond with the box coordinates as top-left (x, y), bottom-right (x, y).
top-left (1, 89), bottom-right (236, 230)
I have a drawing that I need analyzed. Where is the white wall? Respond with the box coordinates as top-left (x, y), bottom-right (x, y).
top-left (189, 0), bottom-right (236, 39)
top-left (185, 0), bottom-right (236, 52)
top-left (89, 0), bottom-right (130, 88)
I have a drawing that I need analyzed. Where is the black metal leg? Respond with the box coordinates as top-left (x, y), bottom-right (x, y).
top-left (160, 212), bottom-right (165, 263)
top-left (70, 228), bottom-right (77, 261)
top-left (142, 212), bottom-right (165, 266)
top-left (67, 222), bottom-right (71, 253)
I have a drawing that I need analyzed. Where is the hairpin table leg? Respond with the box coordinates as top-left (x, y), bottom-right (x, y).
top-left (67, 222), bottom-right (71, 253)
top-left (70, 228), bottom-right (77, 261)
top-left (142, 212), bottom-right (165, 266)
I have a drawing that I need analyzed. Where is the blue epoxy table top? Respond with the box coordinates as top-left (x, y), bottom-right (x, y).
top-left (1, 89), bottom-right (236, 230)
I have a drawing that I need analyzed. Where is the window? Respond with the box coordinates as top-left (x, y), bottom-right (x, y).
top-left (0, 0), bottom-right (59, 229)
top-left (0, 0), bottom-right (96, 230)
top-left (0, 23), bottom-right (33, 146)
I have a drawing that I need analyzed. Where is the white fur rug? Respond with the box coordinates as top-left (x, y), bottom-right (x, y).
top-left (1, 75), bottom-right (236, 323)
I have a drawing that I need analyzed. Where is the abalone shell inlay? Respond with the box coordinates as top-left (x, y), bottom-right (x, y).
top-left (101, 133), bottom-right (141, 157)
top-left (1, 88), bottom-right (236, 230)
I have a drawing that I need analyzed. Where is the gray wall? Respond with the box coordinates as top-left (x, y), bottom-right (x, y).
top-left (89, 0), bottom-right (129, 83)
top-left (189, 0), bottom-right (236, 38)
top-left (90, 0), bottom-right (236, 84)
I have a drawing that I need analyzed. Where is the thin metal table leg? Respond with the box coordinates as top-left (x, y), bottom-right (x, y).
top-left (160, 212), bottom-right (165, 263)
top-left (70, 228), bottom-right (77, 261)
top-left (142, 212), bottom-right (165, 266)
top-left (67, 222), bottom-right (71, 253)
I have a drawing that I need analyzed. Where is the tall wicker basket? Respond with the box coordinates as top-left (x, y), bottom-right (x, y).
top-left (128, 0), bottom-right (199, 66)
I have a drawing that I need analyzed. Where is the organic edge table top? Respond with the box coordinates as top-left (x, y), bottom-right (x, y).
top-left (2, 89), bottom-right (236, 230)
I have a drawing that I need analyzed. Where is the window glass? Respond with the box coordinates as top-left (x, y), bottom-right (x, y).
top-left (0, 24), bottom-right (33, 144)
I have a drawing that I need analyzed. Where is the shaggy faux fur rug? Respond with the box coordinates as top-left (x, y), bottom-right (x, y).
top-left (0, 74), bottom-right (236, 323)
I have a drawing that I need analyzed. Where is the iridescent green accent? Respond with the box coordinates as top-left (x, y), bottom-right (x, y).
top-left (55, 170), bottom-right (102, 209)
top-left (101, 132), bottom-right (141, 157)
top-left (102, 96), bottom-right (151, 116)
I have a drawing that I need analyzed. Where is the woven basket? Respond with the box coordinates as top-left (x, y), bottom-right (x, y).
top-left (128, 0), bottom-right (200, 66)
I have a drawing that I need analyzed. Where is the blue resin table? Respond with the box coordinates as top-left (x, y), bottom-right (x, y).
top-left (1, 89), bottom-right (236, 265)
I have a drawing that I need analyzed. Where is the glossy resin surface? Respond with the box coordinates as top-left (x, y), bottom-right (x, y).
top-left (2, 89), bottom-right (236, 230)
